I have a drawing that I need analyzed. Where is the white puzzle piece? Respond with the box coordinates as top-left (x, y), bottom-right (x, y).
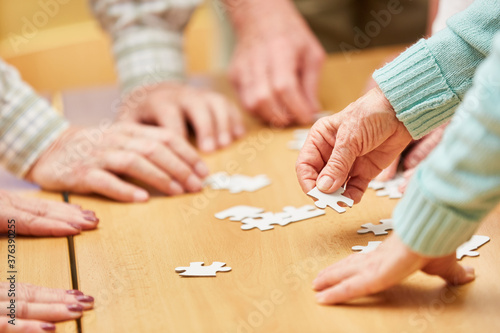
top-left (352, 241), bottom-right (382, 254)
top-left (205, 172), bottom-right (271, 193)
top-left (216, 205), bottom-right (325, 231)
top-left (241, 212), bottom-right (291, 231)
top-left (307, 187), bottom-right (354, 213)
top-left (280, 205), bottom-right (326, 224)
top-left (357, 219), bottom-right (394, 236)
top-left (214, 205), bottom-right (264, 221)
top-left (288, 129), bottom-right (310, 150)
top-left (456, 235), bottom-right (490, 260)
top-left (175, 262), bottom-right (231, 277)
top-left (368, 175), bottom-right (404, 199)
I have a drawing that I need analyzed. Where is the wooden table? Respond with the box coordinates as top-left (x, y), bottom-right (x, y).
top-left (2, 45), bottom-right (500, 332)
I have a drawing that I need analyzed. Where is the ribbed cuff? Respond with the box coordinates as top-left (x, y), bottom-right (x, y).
top-left (113, 27), bottom-right (186, 95)
top-left (373, 39), bottom-right (461, 139)
top-left (393, 176), bottom-right (480, 257)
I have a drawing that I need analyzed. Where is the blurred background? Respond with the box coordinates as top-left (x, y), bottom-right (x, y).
top-left (0, 0), bottom-right (427, 94)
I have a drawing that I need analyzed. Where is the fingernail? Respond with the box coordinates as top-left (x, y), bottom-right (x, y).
top-left (41, 323), bottom-right (56, 331)
top-left (218, 132), bottom-right (231, 147)
top-left (70, 204), bottom-right (82, 209)
top-left (82, 209), bottom-right (95, 217)
top-left (169, 181), bottom-right (184, 195)
top-left (67, 304), bottom-right (84, 312)
top-left (201, 138), bottom-right (216, 152)
top-left (67, 290), bottom-right (83, 295)
top-left (186, 175), bottom-right (202, 192)
top-left (84, 215), bottom-right (99, 223)
top-left (465, 266), bottom-right (476, 280)
top-left (317, 176), bottom-right (334, 191)
top-left (76, 295), bottom-right (95, 303)
top-left (194, 162), bottom-right (209, 177)
top-left (68, 223), bottom-right (82, 231)
top-left (133, 190), bottom-right (149, 202)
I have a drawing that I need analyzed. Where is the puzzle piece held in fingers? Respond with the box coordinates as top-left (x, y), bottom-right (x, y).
top-left (307, 187), bottom-right (354, 213)
top-left (175, 262), bottom-right (231, 277)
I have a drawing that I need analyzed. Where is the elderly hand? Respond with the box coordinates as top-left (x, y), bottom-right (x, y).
top-left (0, 283), bottom-right (93, 332)
top-left (119, 83), bottom-right (245, 152)
top-left (313, 234), bottom-right (475, 305)
top-left (296, 87), bottom-right (412, 203)
top-left (26, 123), bottom-right (209, 202)
top-left (0, 191), bottom-right (97, 236)
top-left (228, 0), bottom-right (325, 127)
top-left (376, 122), bottom-right (448, 192)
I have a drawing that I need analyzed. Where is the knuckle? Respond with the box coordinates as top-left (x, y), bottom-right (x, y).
top-left (17, 300), bottom-right (29, 319)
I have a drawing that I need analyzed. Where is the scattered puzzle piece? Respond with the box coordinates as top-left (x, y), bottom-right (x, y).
top-left (205, 172), bottom-right (271, 193)
top-left (280, 205), bottom-right (326, 224)
top-left (456, 235), bottom-right (490, 260)
top-left (175, 262), bottom-right (231, 277)
top-left (241, 212), bottom-right (291, 231)
top-left (357, 219), bottom-right (393, 236)
top-left (307, 187), bottom-right (354, 213)
top-left (288, 129), bottom-right (310, 150)
top-left (214, 205), bottom-right (264, 221)
top-left (352, 241), bottom-right (382, 253)
top-left (368, 174), bottom-right (404, 199)
top-left (215, 205), bottom-right (325, 231)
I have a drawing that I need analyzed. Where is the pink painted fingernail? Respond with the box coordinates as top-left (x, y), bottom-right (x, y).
top-left (67, 304), bottom-right (84, 312)
top-left (68, 223), bottom-right (82, 230)
top-left (82, 209), bottom-right (95, 216)
top-left (76, 295), bottom-right (95, 303)
top-left (67, 289), bottom-right (83, 295)
top-left (41, 323), bottom-right (56, 331)
top-left (84, 215), bottom-right (99, 223)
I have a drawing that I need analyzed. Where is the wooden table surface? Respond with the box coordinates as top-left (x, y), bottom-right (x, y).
top-left (2, 45), bottom-right (500, 332)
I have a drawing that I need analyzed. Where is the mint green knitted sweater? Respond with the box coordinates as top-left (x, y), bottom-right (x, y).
top-left (373, 0), bottom-right (500, 256)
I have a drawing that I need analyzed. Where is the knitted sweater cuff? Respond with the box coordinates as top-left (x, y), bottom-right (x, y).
top-left (393, 177), bottom-right (480, 257)
top-left (373, 39), bottom-right (461, 139)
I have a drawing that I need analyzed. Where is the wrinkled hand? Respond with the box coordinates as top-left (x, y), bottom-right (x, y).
top-left (313, 234), bottom-right (475, 305)
top-left (296, 87), bottom-right (413, 203)
top-left (0, 283), bottom-right (93, 332)
top-left (228, 0), bottom-right (325, 126)
top-left (0, 191), bottom-right (98, 236)
top-left (376, 122), bottom-right (448, 192)
top-left (26, 123), bottom-right (209, 202)
top-left (120, 83), bottom-right (245, 152)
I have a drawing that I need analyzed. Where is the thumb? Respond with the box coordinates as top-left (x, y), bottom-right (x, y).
top-left (424, 255), bottom-right (476, 286)
top-left (316, 128), bottom-right (359, 193)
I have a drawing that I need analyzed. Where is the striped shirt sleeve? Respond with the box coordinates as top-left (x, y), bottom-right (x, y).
top-left (90, 0), bottom-right (201, 94)
top-left (0, 58), bottom-right (69, 177)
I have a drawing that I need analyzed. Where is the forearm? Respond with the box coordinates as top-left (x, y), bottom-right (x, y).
top-left (225, 0), bottom-right (300, 35)
top-left (393, 34), bottom-right (500, 256)
top-left (0, 58), bottom-right (68, 177)
top-left (374, 0), bottom-right (499, 139)
top-left (90, 0), bottom-right (200, 94)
